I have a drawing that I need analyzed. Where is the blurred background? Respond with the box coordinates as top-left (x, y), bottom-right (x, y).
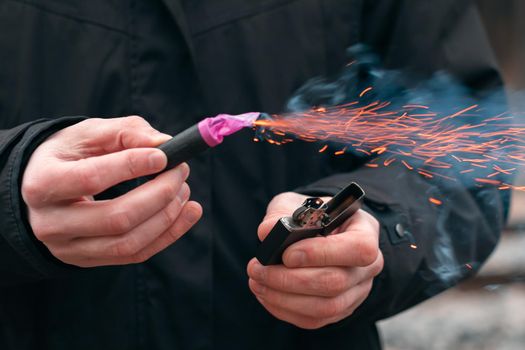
top-left (379, 2), bottom-right (525, 349)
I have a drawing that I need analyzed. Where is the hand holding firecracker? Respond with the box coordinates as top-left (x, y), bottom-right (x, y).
top-left (21, 116), bottom-right (203, 267)
top-left (21, 112), bottom-right (261, 267)
top-left (247, 191), bottom-right (384, 329)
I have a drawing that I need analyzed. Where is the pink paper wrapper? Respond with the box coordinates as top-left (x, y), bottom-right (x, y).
top-left (197, 112), bottom-right (260, 147)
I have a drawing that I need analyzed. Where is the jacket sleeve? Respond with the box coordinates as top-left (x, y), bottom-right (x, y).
top-left (296, 160), bottom-right (509, 323)
top-left (0, 117), bottom-right (84, 286)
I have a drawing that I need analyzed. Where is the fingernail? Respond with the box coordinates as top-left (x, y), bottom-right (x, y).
top-left (152, 133), bottom-right (173, 145)
top-left (176, 183), bottom-right (190, 204)
top-left (250, 261), bottom-right (266, 281)
top-left (251, 280), bottom-right (266, 295)
top-left (177, 163), bottom-right (190, 180)
top-left (149, 151), bottom-right (166, 170)
top-left (183, 206), bottom-right (202, 223)
top-left (287, 251), bottom-right (306, 267)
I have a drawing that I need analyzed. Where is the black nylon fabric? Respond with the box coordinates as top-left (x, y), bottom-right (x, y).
top-left (0, 1), bottom-right (508, 349)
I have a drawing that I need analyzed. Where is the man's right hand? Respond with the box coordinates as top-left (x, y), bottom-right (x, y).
top-left (21, 116), bottom-right (202, 267)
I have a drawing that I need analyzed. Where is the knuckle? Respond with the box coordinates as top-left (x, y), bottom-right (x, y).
top-left (165, 223), bottom-right (184, 242)
top-left (317, 297), bottom-right (344, 319)
top-left (300, 245), bottom-right (317, 264)
top-left (160, 206), bottom-right (179, 228)
top-left (276, 271), bottom-right (290, 290)
top-left (298, 318), bottom-right (325, 330)
top-left (357, 236), bottom-right (379, 265)
top-left (105, 210), bottom-right (133, 234)
top-left (47, 246), bottom-right (70, 263)
top-left (124, 152), bottom-right (142, 177)
top-left (372, 252), bottom-right (385, 276)
top-left (320, 270), bottom-right (348, 296)
top-left (82, 118), bottom-right (102, 129)
top-left (48, 247), bottom-right (64, 260)
top-left (129, 250), bottom-right (150, 264)
top-left (109, 239), bottom-right (141, 258)
top-left (32, 224), bottom-right (55, 241)
top-left (160, 182), bottom-right (179, 203)
top-left (125, 115), bottom-right (148, 126)
top-left (21, 178), bottom-right (44, 205)
top-left (30, 217), bottom-right (59, 241)
top-left (75, 160), bottom-right (103, 194)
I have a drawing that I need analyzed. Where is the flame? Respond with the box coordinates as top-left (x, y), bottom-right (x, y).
top-left (253, 101), bottom-right (524, 190)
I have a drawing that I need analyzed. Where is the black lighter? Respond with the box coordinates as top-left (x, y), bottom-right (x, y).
top-left (256, 182), bottom-right (365, 265)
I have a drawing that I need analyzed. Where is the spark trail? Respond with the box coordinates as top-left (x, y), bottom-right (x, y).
top-left (253, 100), bottom-right (524, 190)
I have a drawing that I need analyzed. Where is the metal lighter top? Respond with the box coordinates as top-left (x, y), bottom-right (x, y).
top-left (256, 182), bottom-right (365, 265)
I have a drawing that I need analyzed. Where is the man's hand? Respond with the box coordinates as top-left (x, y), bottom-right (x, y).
top-left (21, 116), bottom-right (202, 267)
top-left (247, 192), bottom-right (383, 329)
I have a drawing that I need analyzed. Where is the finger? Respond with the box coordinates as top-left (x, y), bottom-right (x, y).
top-left (53, 201), bottom-right (202, 267)
top-left (59, 116), bottom-right (172, 153)
top-left (258, 193), bottom-right (331, 241)
top-left (249, 252), bottom-right (383, 297)
top-left (257, 193), bottom-right (304, 241)
top-left (249, 278), bottom-right (372, 321)
top-left (60, 182), bottom-right (191, 260)
top-left (282, 232), bottom-right (378, 268)
top-left (282, 211), bottom-right (379, 268)
top-left (26, 149), bottom-right (179, 204)
top-left (248, 258), bottom-right (363, 297)
top-left (254, 296), bottom-right (328, 330)
top-left (31, 166), bottom-right (190, 240)
top-left (127, 201), bottom-right (202, 263)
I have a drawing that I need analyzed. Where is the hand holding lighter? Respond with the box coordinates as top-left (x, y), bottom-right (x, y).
top-left (256, 182), bottom-right (365, 265)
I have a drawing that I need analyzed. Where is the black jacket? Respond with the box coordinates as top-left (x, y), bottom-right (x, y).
top-left (0, 1), bottom-right (509, 349)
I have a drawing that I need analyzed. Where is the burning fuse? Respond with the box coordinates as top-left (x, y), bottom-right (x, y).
top-left (256, 182), bottom-right (365, 265)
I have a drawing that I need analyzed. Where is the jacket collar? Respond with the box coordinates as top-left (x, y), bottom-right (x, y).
top-left (158, 0), bottom-right (196, 60)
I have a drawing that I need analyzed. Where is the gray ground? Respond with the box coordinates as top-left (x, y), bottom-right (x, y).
top-left (378, 229), bottom-right (525, 350)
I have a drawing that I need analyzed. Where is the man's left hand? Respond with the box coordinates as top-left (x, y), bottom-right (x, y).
top-left (247, 192), bottom-right (384, 329)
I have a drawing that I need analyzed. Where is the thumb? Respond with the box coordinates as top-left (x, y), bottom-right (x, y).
top-left (53, 116), bottom-right (172, 155)
top-left (257, 192), bottom-right (309, 241)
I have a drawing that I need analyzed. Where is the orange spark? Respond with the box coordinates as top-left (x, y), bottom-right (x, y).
top-left (254, 97), bottom-right (524, 189)
top-left (384, 157), bottom-right (396, 166)
top-left (402, 160), bottom-right (414, 170)
top-left (359, 87), bottom-right (373, 98)
top-left (334, 147), bottom-right (346, 156)
top-left (371, 146), bottom-right (387, 154)
top-left (403, 104), bottom-right (430, 109)
top-left (429, 197), bottom-right (442, 205)
top-left (418, 170), bottom-right (433, 178)
top-left (318, 145), bottom-right (328, 153)
top-left (475, 178), bottom-right (502, 185)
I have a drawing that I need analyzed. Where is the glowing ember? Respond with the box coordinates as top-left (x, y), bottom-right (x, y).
top-left (334, 147), bottom-right (346, 156)
top-left (359, 87), bottom-right (373, 98)
top-left (254, 102), bottom-right (524, 190)
top-left (410, 244), bottom-right (418, 249)
top-left (429, 197), bottom-right (443, 205)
